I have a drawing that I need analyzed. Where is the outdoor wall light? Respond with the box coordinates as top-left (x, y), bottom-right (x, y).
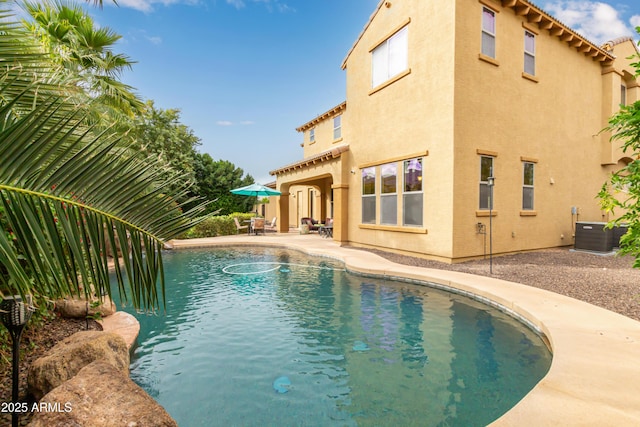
top-left (1, 295), bottom-right (34, 427)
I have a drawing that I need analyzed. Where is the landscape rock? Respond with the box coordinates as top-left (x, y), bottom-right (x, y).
top-left (55, 296), bottom-right (116, 319)
top-left (27, 331), bottom-right (129, 400)
top-left (28, 361), bottom-right (177, 427)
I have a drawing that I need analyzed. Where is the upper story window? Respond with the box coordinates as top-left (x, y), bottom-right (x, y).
top-left (479, 155), bottom-right (494, 210)
top-left (524, 31), bottom-right (536, 76)
top-left (333, 115), bottom-right (342, 140)
top-left (309, 128), bottom-right (315, 143)
top-left (621, 84), bottom-right (627, 106)
top-left (372, 26), bottom-right (408, 88)
top-left (481, 7), bottom-right (496, 58)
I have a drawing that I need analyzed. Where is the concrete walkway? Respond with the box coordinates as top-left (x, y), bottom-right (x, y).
top-left (170, 233), bottom-right (640, 425)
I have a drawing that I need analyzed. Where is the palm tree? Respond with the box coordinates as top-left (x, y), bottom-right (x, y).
top-left (0, 1), bottom-right (210, 310)
top-left (21, 0), bottom-right (146, 122)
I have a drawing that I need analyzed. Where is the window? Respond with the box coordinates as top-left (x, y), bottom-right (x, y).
top-left (621, 84), bottom-right (627, 106)
top-left (522, 162), bottom-right (534, 210)
top-left (309, 128), bottom-right (315, 143)
top-left (479, 156), bottom-right (494, 210)
top-left (481, 7), bottom-right (496, 58)
top-left (524, 31), bottom-right (535, 76)
top-left (403, 158), bottom-right (423, 226)
top-left (333, 115), bottom-right (342, 140)
top-left (362, 167), bottom-right (376, 224)
top-left (380, 163), bottom-right (397, 225)
top-left (372, 26), bottom-right (408, 88)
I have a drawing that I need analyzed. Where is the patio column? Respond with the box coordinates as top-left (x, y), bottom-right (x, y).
top-left (332, 184), bottom-right (349, 242)
top-left (277, 192), bottom-right (290, 233)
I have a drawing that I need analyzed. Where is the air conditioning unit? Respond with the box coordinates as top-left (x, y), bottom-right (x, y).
top-left (574, 222), bottom-right (613, 252)
top-left (613, 224), bottom-right (629, 249)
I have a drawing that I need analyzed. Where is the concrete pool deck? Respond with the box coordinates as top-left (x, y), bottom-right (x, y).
top-left (169, 233), bottom-right (640, 426)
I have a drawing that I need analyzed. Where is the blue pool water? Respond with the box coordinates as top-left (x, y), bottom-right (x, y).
top-left (112, 247), bottom-right (551, 426)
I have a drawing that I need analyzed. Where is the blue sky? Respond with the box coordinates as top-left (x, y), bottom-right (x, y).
top-left (90, 0), bottom-right (640, 184)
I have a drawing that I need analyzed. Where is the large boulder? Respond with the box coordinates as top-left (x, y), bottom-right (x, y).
top-left (28, 361), bottom-right (177, 427)
top-left (27, 331), bottom-right (129, 400)
top-left (55, 296), bottom-right (116, 319)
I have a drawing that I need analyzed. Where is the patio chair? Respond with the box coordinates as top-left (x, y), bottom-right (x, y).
top-left (265, 217), bottom-right (277, 232)
top-left (252, 217), bottom-right (265, 235)
top-left (234, 217), bottom-right (249, 234)
top-left (301, 217), bottom-right (320, 232)
top-left (319, 218), bottom-right (333, 238)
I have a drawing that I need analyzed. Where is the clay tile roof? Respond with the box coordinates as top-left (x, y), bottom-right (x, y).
top-left (269, 145), bottom-right (349, 176)
top-left (295, 102), bottom-right (346, 133)
top-left (601, 36), bottom-right (638, 54)
top-left (342, 0), bottom-right (614, 68)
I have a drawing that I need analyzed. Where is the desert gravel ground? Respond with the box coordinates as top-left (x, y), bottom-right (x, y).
top-left (353, 246), bottom-right (640, 322)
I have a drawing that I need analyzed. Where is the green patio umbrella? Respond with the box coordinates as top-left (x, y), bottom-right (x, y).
top-left (230, 183), bottom-right (281, 214)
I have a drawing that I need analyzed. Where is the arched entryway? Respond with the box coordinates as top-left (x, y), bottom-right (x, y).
top-left (269, 146), bottom-right (350, 242)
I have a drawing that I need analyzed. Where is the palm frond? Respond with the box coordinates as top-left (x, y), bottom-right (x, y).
top-left (0, 93), bottom-right (211, 309)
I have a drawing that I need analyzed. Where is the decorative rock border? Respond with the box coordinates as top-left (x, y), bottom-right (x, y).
top-left (98, 311), bottom-right (140, 349)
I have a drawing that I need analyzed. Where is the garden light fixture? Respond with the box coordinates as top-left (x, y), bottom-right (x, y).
top-left (1, 295), bottom-right (34, 427)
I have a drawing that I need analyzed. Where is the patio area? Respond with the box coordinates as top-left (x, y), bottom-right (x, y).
top-left (169, 233), bottom-right (640, 425)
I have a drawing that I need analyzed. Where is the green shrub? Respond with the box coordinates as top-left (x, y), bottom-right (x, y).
top-left (181, 213), bottom-right (255, 239)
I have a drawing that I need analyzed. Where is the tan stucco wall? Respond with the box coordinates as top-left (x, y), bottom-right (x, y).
top-left (275, 158), bottom-right (345, 228)
top-left (450, 0), bottom-right (635, 260)
top-left (272, 0), bottom-right (638, 262)
top-left (343, 0), bottom-right (457, 260)
top-left (302, 113), bottom-right (345, 159)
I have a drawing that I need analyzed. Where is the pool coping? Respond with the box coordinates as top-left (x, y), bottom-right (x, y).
top-left (169, 234), bottom-right (640, 425)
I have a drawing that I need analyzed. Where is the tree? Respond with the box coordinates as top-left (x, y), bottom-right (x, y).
top-left (125, 100), bottom-right (201, 191)
top-left (0, 1), bottom-right (209, 310)
top-left (190, 154), bottom-right (255, 215)
top-left (599, 28), bottom-right (640, 268)
top-left (20, 0), bottom-right (145, 123)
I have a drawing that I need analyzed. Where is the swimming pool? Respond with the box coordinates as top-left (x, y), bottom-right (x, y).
top-left (114, 247), bottom-right (551, 426)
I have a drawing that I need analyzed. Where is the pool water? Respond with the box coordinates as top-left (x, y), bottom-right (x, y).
top-left (113, 248), bottom-right (551, 426)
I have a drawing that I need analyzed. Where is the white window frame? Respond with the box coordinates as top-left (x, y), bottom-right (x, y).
top-left (524, 30), bottom-right (536, 76)
top-left (479, 156), bottom-right (494, 210)
top-left (402, 158), bottom-right (423, 227)
top-left (361, 167), bottom-right (376, 224)
top-left (380, 163), bottom-right (398, 225)
top-left (481, 7), bottom-right (496, 59)
top-left (333, 115), bottom-right (342, 140)
top-left (309, 128), bottom-right (315, 143)
top-left (522, 162), bottom-right (534, 210)
top-left (371, 26), bottom-right (408, 88)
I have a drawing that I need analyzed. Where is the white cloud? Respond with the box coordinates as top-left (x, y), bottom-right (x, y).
top-left (112, 0), bottom-right (292, 13)
top-left (228, 0), bottom-right (294, 13)
top-left (217, 120), bottom-right (234, 126)
top-left (631, 15), bottom-right (640, 29)
top-left (145, 35), bottom-right (162, 45)
top-left (240, 121), bottom-right (255, 125)
top-left (544, 1), bottom-right (633, 44)
top-left (110, 0), bottom-right (198, 13)
top-left (226, 0), bottom-right (245, 9)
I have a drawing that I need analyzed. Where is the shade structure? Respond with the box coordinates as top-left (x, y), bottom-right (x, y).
top-left (230, 183), bottom-right (281, 198)
top-left (231, 183), bottom-right (281, 216)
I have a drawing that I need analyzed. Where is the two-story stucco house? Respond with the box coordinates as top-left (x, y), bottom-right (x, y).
top-left (269, 0), bottom-right (639, 262)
